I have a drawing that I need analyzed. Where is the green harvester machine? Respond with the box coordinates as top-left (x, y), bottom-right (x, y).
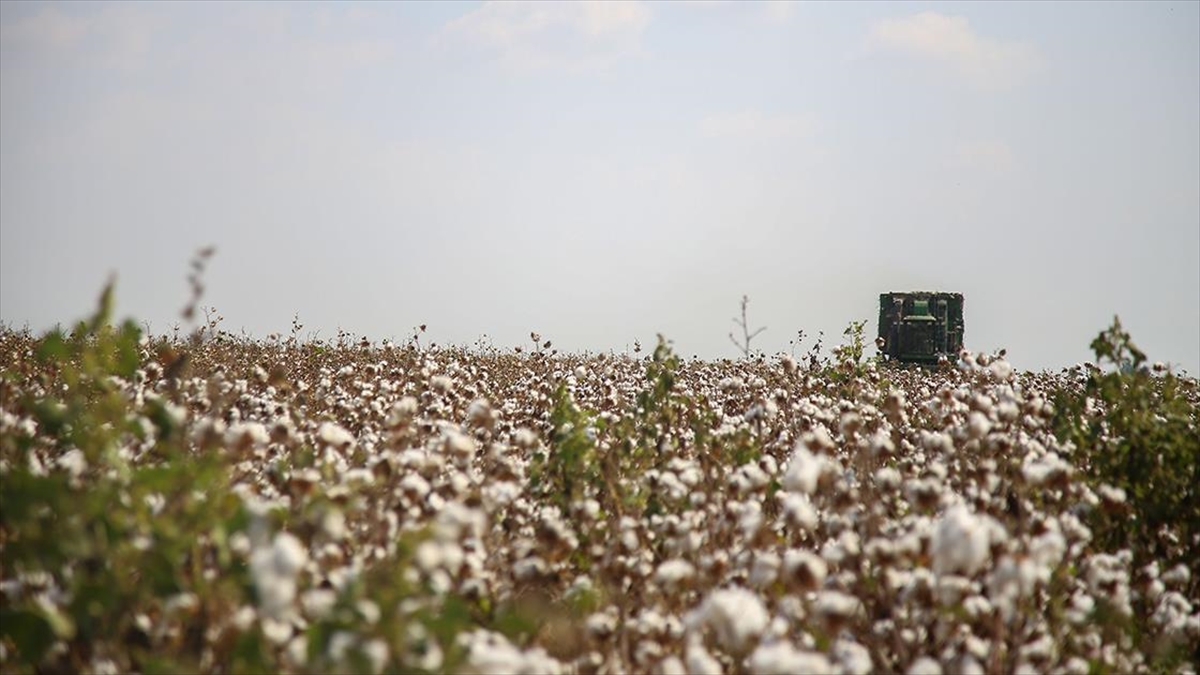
top-left (878, 291), bottom-right (964, 365)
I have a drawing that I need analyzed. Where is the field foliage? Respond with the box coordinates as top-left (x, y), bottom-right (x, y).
top-left (1, 284), bottom-right (1197, 675)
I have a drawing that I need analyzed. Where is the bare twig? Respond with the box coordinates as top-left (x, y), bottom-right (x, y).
top-left (729, 294), bottom-right (766, 358)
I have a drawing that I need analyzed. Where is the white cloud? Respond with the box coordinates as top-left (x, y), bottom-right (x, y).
top-left (0, 5), bottom-right (89, 51)
top-left (763, 1), bottom-right (796, 24)
top-left (698, 110), bottom-right (817, 142)
top-left (441, 0), bottom-right (651, 73)
top-left (866, 11), bottom-right (1044, 89)
top-left (947, 140), bottom-right (1016, 172)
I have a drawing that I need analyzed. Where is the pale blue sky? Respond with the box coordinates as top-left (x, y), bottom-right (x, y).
top-left (2, 1), bottom-right (1197, 372)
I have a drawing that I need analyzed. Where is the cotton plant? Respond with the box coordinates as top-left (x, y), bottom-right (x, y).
top-left (3, 302), bottom-right (1198, 675)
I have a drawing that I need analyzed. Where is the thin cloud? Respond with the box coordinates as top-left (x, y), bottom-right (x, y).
top-left (866, 11), bottom-right (1044, 89)
top-left (762, 1), bottom-right (796, 24)
top-left (698, 110), bottom-right (818, 143)
top-left (440, 0), bottom-right (651, 73)
top-left (0, 5), bottom-right (89, 52)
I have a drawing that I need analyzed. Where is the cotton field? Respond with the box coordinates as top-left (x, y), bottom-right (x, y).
top-left (1, 314), bottom-right (1197, 675)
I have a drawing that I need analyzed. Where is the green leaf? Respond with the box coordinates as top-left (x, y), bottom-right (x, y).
top-left (36, 330), bottom-right (70, 363)
top-left (0, 609), bottom-right (57, 663)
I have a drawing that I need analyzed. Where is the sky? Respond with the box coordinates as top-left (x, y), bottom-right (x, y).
top-left (1, 1), bottom-right (1197, 373)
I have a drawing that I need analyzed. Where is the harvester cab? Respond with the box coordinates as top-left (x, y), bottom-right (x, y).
top-left (878, 291), bottom-right (964, 365)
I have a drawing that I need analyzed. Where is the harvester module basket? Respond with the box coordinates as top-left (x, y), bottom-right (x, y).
top-left (878, 291), bottom-right (964, 364)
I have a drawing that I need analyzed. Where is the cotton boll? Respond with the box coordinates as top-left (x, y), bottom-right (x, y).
top-left (747, 640), bottom-right (831, 675)
top-left (831, 639), bottom-right (873, 675)
top-left (749, 552), bottom-right (781, 590)
top-left (782, 550), bottom-right (827, 592)
top-left (685, 637), bottom-right (723, 675)
top-left (779, 492), bottom-right (818, 532)
top-left (931, 506), bottom-right (998, 577)
top-left (967, 412), bottom-right (991, 440)
top-left (874, 466), bottom-right (902, 491)
top-left (317, 422), bottom-right (355, 450)
top-left (443, 428), bottom-right (475, 457)
top-left (907, 656), bottom-right (942, 675)
top-left (782, 445), bottom-right (827, 494)
top-left (655, 559), bottom-right (696, 590)
top-left (814, 591), bottom-right (861, 625)
top-left (689, 587), bottom-right (770, 654)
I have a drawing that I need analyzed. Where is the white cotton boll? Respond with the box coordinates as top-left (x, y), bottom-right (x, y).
top-left (779, 492), bottom-right (818, 532)
top-left (357, 599), bottom-right (381, 625)
top-left (832, 639), bottom-right (873, 675)
top-left (747, 640), bottom-right (832, 675)
top-left (783, 549), bottom-right (827, 591)
top-left (920, 431), bottom-right (954, 455)
top-left (226, 421), bottom-right (270, 450)
top-left (988, 359), bottom-right (1014, 382)
top-left (270, 533), bottom-right (308, 577)
top-left (1065, 590), bottom-right (1095, 625)
top-left (656, 560), bottom-right (696, 588)
top-left (782, 445), bottom-right (826, 494)
top-left (1150, 591), bottom-right (1194, 636)
top-left (317, 422), bottom-right (355, 450)
top-left (622, 528), bottom-right (640, 552)
top-left (659, 655), bottom-right (688, 675)
top-left (362, 638), bottom-right (389, 674)
top-left (931, 506), bottom-right (997, 576)
top-left (962, 595), bottom-right (993, 621)
top-left (740, 503), bottom-right (764, 539)
top-left (737, 463), bottom-right (771, 492)
top-left (388, 397), bottom-right (419, 425)
top-left (869, 430), bottom-right (895, 458)
top-left (232, 605), bottom-right (257, 631)
top-left (678, 464), bottom-right (704, 487)
top-left (749, 552), bottom-right (781, 589)
top-left (513, 428), bottom-right (539, 449)
top-left (967, 412), bottom-right (991, 440)
top-left (458, 630), bottom-right (524, 675)
top-left (874, 466), bottom-right (901, 491)
top-left (634, 609), bottom-right (668, 639)
top-left (444, 429), bottom-right (475, 457)
top-left (1162, 564), bottom-right (1191, 588)
top-left (958, 655), bottom-right (986, 675)
top-left (1020, 633), bottom-right (1057, 664)
top-left (936, 575), bottom-right (973, 605)
top-left (1022, 452), bottom-right (1073, 486)
top-left (301, 588), bottom-right (338, 619)
top-left (414, 541), bottom-right (445, 573)
top-left (448, 470), bottom-right (471, 495)
top-left (321, 510), bottom-right (347, 540)
top-left (261, 616), bottom-right (294, 645)
top-left (988, 555), bottom-right (1040, 621)
top-left (691, 587), bottom-right (770, 654)
top-left (907, 656), bottom-right (942, 675)
top-left (1030, 528), bottom-right (1066, 575)
top-left (434, 501), bottom-right (488, 543)
top-left (466, 399), bottom-right (492, 425)
top-left (1062, 657), bottom-right (1090, 675)
top-left (814, 591), bottom-right (861, 623)
top-left (483, 481), bottom-right (521, 511)
top-left (685, 637), bottom-right (723, 675)
top-left (513, 557), bottom-right (547, 582)
top-left (57, 448), bottom-right (88, 478)
top-left (586, 612), bottom-right (618, 640)
top-left (1097, 484), bottom-right (1127, 505)
top-left (440, 543), bottom-right (465, 576)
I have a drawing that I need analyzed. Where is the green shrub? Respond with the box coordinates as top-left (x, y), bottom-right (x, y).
top-left (1052, 317), bottom-right (1200, 666)
top-left (1054, 317), bottom-right (1200, 568)
top-left (0, 282), bottom-right (258, 673)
